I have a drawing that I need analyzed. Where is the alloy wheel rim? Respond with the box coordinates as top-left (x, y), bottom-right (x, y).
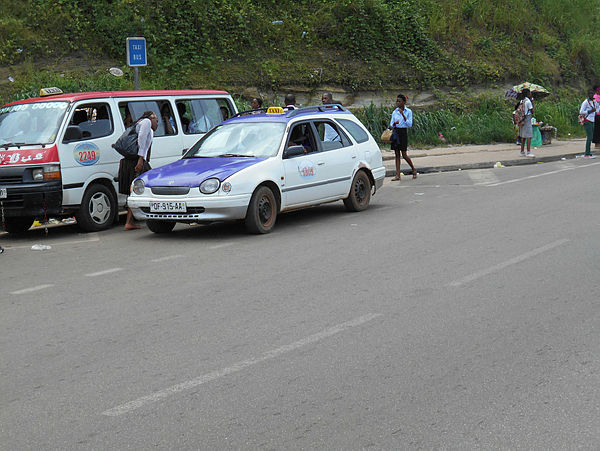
top-left (90, 193), bottom-right (111, 224)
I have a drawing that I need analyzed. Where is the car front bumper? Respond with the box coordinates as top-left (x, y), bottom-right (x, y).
top-left (0, 181), bottom-right (63, 218)
top-left (127, 193), bottom-right (251, 222)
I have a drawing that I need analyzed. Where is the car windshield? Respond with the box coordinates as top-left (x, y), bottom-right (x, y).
top-left (0, 101), bottom-right (69, 147)
top-left (185, 122), bottom-right (286, 158)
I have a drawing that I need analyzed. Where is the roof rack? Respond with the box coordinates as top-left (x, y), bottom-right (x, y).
top-left (286, 104), bottom-right (346, 117)
top-left (232, 107), bottom-right (268, 118)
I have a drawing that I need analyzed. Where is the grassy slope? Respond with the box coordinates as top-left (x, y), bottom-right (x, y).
top-left (0, 0), bottom-right (597, 144)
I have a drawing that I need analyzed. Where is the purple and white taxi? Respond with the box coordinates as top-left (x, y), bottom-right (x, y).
top-left (127, 105), bottom-right (385, 234)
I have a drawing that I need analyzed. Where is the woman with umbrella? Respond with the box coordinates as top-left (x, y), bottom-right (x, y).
top-left (518, 88), bottom-right (535, 157)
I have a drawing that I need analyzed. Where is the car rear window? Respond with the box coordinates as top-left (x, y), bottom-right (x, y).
top-left (337, 119), bottom-right (369, 144)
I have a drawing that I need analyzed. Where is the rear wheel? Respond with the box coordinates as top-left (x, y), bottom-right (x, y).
top-left (343, 170), bottom-right (371, 212)
top-left (2, 217), bottom-right (34, 234)
top-left (147, 219), bottom-right (176, 234)
top-left (245, 186), bottom-right (277, 234)
top-left (76, 184), bottom-right (117, 232)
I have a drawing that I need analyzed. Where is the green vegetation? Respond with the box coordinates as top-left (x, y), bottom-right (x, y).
top-left (0, 0), bottom-right (596, 145)
top-left (2, 0), bottom-right (600, 92)
top-left (354, 92), bottom-right (585, 147)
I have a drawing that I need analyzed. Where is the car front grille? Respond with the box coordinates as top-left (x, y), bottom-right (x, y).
top-left (0, 175), bottom-right (23, 185)
top-left (150, 186), bottom-right (191, 195)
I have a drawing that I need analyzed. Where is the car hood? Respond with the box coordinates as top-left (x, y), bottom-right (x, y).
top-left (140, 157), bottom-right (266, 187)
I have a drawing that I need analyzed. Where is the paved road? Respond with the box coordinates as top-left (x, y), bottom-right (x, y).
top-left (2, 159), bottom-right (600, 449)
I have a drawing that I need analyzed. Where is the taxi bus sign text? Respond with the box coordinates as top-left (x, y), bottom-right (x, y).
top-left (126, 37), bottom-right (147, 67)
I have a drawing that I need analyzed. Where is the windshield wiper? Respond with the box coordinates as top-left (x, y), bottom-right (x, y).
top-left (219, 153), bottom-right (251, 157)
top-left (0, 142), bottom-right (27, 149)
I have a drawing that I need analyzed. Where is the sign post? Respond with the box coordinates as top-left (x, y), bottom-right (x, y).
top-left (126, 37), bottom-right (147, 90)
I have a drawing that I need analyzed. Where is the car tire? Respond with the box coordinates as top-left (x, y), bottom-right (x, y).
top-left (2, 217), bottom-right (34, 234)
top-left (343, 170), bottom-right (371, 212)
top-left (75, 184), bottom-right (117, 232)
top-left (147, 219), bottom-right (176, 234)
top-left (245, 186), bottom-right (277, 234)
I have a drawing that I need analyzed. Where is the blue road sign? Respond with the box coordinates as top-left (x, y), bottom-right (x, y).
top-left (126, 37), bottom-right (147, 67)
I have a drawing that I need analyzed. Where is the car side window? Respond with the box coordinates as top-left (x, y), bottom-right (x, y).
top-left (313, 120), bottom-right (351, 151)
top-left (178, 99), bottom-right (226, 134)
top-left (337, 119), bottom-right (369, 144)
top-left (119, 100), bottom-right (170, 137)
top-left (63, 102), bottom-right (113, 142)
top-left (286, 122), bottom-right (316, 156)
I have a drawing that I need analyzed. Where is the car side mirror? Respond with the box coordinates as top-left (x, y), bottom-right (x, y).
top-left (283, 145), bottom-right (305, 159)
top-left (63, 125), bottom-right (82, 143)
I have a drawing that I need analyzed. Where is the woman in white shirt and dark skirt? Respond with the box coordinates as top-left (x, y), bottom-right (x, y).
top-left (389, 94), bottom-right (416, 181)
top-left (118, 111), bottom-right (159, 230)
top-left (519, 89), bottom-right (535, 157)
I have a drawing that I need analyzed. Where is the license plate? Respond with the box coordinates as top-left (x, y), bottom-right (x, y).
top-left (150, 201), bottom-right (186, 213)
top-left (0, 188), bottom-right (6, 199)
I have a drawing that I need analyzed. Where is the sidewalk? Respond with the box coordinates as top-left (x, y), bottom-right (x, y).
top-left (381, 138), bottom-right (589, 177)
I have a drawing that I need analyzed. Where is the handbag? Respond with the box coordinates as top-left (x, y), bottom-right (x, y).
top-left (112, 125), bottom-right (139, 159)
top-left (579, 99), bottom-right (595, 126)
top-left (380, 128), bottom-right (392, 143)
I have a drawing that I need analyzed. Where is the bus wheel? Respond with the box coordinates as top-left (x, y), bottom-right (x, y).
top-left (76, 184), bottom-right (116, 232)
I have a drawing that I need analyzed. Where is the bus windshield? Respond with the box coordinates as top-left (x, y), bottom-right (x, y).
top-left (0, 101), bottom-right (69, 147)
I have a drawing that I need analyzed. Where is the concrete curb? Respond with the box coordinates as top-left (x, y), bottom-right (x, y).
top-left (384, 153), bottom-right (577, 177)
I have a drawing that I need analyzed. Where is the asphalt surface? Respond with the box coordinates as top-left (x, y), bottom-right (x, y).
top-left (2, 157), bottom-right (600, 449)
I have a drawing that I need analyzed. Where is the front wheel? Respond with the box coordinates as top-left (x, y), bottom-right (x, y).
top-left (2, 217), bottom-right (34, 234)
top-left (76, 184), bottom-right (117, 232)
top-left (147, 219), bottom-right (176, 234)
top-left (343, 170), bottom-right (372, 212)
top-left (245, 186), bottom-right (277, 234)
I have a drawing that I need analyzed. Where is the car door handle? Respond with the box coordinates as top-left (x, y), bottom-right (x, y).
top-left (317, 161), bottom-right (325, 166)
top-left (352, 154), bottom-right (357, 159)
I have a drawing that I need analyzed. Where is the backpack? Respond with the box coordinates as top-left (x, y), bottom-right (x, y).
top-left (112, 125), bottom-right (139, 159)
top-left (512, 101), bottom-right (526, 127)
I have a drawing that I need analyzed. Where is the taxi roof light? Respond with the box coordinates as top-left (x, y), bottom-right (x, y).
top-left (266, 107), bottom-right (285, 115)
top-left (39, 87), bottom-right (63, 97)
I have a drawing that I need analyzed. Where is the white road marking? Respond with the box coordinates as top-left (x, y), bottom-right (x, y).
top-left (486, 162), bottom-right (600, 187)
top-left (102, 312), bottom-right (382, 417)
top-left (151, 254), bottom-right (183, 263)
top-left (85, 268), bottom-right (123, 277)
top-left (468, 169), bottom-right (500, 185)
top-left (10, 284), bottom-right (54, 295)
top-left (209, 242), bottom-right (235, 250)
top-left (2, 235), bottom-right (100, 250)
top-left (450, 239), bottom-right (569, 287)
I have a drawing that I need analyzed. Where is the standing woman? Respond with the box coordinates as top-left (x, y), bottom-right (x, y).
top-left (389, 94), bottom-right (416, 180)
top-left (519, 88), bottom-right (534, 157)
top-left (580, 89), bottom-right (598, 157)
top-left (592, 83), bottom-right (600, 148)
top-left (118, 110), bottom-right (159, 230)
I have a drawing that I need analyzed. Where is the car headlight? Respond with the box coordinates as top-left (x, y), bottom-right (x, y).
top-left (32, 168), bottom-right (44, 181)
top-left (199, 178), bottom-right (220, 194)
top-left (132, 179), bottom-right (145, 195)
top-left (32, 165), bottom-right (61, 181)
